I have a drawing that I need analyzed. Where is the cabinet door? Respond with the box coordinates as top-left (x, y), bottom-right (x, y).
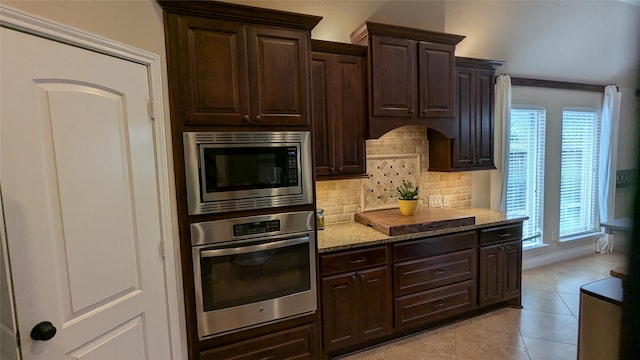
top-left (179, 17), bottom-right (250, 125)
top-left (370, 35), bottom-right (415, 117)
top-left (248, 26), bottom-right (310, 126)
top-left (356, 266), bottom-right (392, 342)
top-left (333, 54), bottom-right (366, 176)
top-left (502, 241), bottom-right (522, 301)
top-left (417, 42), bottom-right (455, 118)
top-left (474, 69), bottom-right (495, 167)
top-left (478, 244), bottom-right (503, 306)
top-left (452, 67), bottom-right (475, 168)
top-left (321, 274), bottom-right (357, 351)
top-left (311, 52), bottom-right (334, 176)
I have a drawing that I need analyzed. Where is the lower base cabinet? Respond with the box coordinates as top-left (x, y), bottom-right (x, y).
top-left (319, 222), bottom-right (523, 358)
top-left (478, 224), bottom-right (523, 307)
top-left (320, 247), bottom-right (392, 353)
top-left (200, 324), bottom-right (317, 360)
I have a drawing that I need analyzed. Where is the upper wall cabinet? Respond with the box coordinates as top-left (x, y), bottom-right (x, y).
top-left (311, 40), bottom-right (367, 180)
top-left (350, 22), bottom-right (465, 138)
top-left (160, 1), bottom-right (321, 130)
top-left (428, 57), bottom-right (504, 171)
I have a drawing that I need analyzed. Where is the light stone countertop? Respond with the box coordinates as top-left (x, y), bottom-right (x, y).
top-left (317, 207), bottom-right (527, 253)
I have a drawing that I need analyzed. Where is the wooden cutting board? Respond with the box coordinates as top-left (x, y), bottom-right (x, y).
top-left (354, 207), bottom-right (475, 236)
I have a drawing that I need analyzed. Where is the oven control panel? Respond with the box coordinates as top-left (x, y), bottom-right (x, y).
top-left (232, 220), bottom-right (281, 237)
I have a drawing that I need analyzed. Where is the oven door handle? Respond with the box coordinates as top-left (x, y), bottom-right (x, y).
top-left (199, 236), bottom-right (309, 258)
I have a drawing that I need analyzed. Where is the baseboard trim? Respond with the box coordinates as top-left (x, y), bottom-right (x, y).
top-left (523, 243), bottom-right (596, 270)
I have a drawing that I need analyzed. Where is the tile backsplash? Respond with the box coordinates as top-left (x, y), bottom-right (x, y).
top-left (316, 125), bottom-right (472, 225)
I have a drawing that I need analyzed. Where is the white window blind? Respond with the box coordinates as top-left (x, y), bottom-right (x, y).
top-left (507, 107), bottom-right (546, 245)
top-left (559, 109), bottom-right (602, 238)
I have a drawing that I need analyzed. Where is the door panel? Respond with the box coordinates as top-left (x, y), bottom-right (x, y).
top-left (1, 27), bottom-right (171, 360)
top-left (311, 52), bottom-right (333, 176)
top-left (335, 54), bottom-right (365, 176)
top-left (475, 69), bottom-right (495, 166)
top-left (479, 246), bottom-right (502, 306)
top-left (321, 274), bottom-right (357, 350)
top-left (356, 267), bottom-right (391, 341)
top-left (453, 67), bottom-right (474, 167)
top-left (182, 16), bottom-right (250, 125)
top-left (248, 26), bottom-right (309, 126)
top-left (43, 83), bottom-right (141, 315)
top-left (502, 242), bottom-right (522, 300)
top-left (371, 35), bottom-right (415, 117)
top-left (417, 42), bottom-right (454, 117)
top-left (67, 317), bottom-right (146, 360)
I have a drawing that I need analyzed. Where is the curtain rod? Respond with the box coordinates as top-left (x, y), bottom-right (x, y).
top-left (504, 76), bottom-right (616, 93)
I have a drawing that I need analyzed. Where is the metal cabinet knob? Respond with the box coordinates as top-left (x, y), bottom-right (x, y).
top-left (30, 321), bottom-right (56, 341)
top-left (242, 114), bottom-right (249, 122)
top-left (255, 114), bottom-right (262, 122)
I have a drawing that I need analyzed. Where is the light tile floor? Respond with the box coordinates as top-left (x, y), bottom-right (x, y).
top-left (339, 252), bottom-right (626, 360)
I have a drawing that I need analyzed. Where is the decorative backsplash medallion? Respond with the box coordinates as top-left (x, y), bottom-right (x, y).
top-left (363, 154), bottom-right (420, 211)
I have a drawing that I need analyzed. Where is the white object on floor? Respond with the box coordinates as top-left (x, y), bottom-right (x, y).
top-left (596, 234), bottom-right (615, 254)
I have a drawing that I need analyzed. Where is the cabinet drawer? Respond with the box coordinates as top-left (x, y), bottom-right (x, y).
top-left (201, 324), bottom-right (317, 360)
top-left (479, 224), bottom-right (522, 246)
top-left (393, 231), bottom-right (476, 262)
top-left (394, 249), bottom-right (476, 296)
top-left (321, 246), bottom-right (388, 276)
top-left (394, 280), bottom-right (475, 330)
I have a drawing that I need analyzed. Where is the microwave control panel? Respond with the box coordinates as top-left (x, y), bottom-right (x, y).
top-left (233, 220), bottom-right (281, 237)
top-left (287, 147), bottom-right (298, 185)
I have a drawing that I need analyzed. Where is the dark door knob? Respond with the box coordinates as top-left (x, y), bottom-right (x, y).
top-left (30, 321), bottom-right (57, 341)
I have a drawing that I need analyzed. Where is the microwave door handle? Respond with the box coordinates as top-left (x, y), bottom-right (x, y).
top-left (200, 236), bottom-right (309, 258)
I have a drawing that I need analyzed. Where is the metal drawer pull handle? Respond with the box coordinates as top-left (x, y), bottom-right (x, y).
top-left (498, 233), bottom-right (512, 238)
top-left (433, 301), bottom-right (447, 308)
top-left (349, 258), bottom-right (367, 264)
top-left (429, 223), bottom-right (444, 228)
top-left (431, 268), bottom-right (447, 275)
top-left (255, 351), bottom-right (275, 360)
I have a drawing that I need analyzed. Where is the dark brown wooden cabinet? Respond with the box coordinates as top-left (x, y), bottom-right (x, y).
top-left (350, 22), bottom-right (465, 138)
top-left (311, 41), bottom-right (367, 179)
top-left (392, 231), bottom-right (477, 330)
top-left (159, 2), bottom-right (322, 360)
top-left (478, 224), bottom-right (523, 307)
top-left (162, 2), bottom-right (321, 129)
top-left (370, 35), bottom-right (415, 118)
top-left (318, 220), bottom-right (524, 358)
top-left (320, 246), bottom-right (392, 352)
top-left (200, 324), bottom-right (317, 360)
top-left (428, 57), bottom-right (504, 171)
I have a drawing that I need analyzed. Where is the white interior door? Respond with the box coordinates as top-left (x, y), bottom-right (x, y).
top-left (1, 27), bottom-right (172, 359)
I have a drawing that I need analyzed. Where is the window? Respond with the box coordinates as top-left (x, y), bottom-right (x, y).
top-left (506, 107), bottom-right (546, 247)
top-left (559, 109), bottom-right (602, 239)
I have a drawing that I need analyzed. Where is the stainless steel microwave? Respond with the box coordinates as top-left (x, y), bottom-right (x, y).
top-left (183, 131), bottom-right (313, 215)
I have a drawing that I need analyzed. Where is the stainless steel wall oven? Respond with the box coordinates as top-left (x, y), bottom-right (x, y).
top-left (191, 211), bottom-right (317, 339)
top-left (183, 131), bottom-right (313, 215)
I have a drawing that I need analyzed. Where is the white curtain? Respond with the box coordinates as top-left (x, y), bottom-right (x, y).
top-left (490, 75), bottom-right (512, 211)
top-left (598, 85), bottom-right (622, 224)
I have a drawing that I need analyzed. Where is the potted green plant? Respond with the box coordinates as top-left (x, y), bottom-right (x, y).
top-left (396, 181), bottom-right (420, 216)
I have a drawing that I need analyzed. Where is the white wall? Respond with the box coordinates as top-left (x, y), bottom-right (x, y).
top-left (445, 1), bottom-right (640, 88)
top-left (225, 0), bottom-right (387, 42)
top-left (448, 0), bottom-right (640, 220)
